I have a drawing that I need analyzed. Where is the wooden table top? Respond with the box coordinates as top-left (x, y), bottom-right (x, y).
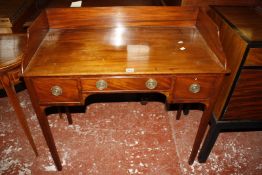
top-left (0, 34), bottom-right (26, 72)
top-left (211, 6), bottom-right (262, 42)
top-left (24, 26), bottom-right (225, 76)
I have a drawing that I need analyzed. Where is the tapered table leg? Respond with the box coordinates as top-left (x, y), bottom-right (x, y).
top-left (24, 77), bottom-right (62, 170)
top-left (58, 107), bottom-right (73, 124)
top-left (58, 107), bottom-right (63, 119)
top-left (33, 105), bottom-right (62, 171)
top-left (0, 74), bottom-right (38, 156)
top-left (65, 107), bottom-right (73, 125)
top-left (176, 104), bottom-right (183, 120)
top-left (188, 103), bottom-right (212, 165)
top-left (198, 123), bottom-right (220, 163)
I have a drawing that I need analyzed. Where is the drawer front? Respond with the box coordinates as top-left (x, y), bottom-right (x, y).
top-left (224, 70), bottom-right (262, 120)
top-left (32, 78), bottom-right (80, 103)
top-left (174, 76), bottom-right (217, 99)
top-left (81, 77), bottom-right (172, 91)
top-left (244, 48), bottom-right (262, 67)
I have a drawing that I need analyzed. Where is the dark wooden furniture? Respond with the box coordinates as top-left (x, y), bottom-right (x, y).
top-left (0, 0), bottom-right (36, 33)
top-left (46, 0), bottom-right (165, 7)
top-left (0, 34), bottom-right (38, 156)
top-left (180, 0), bottom-right (258, 7)
top-left (198, 6), bottom-right (262, 162)
top-left (22, 6), bottom-right (228, 170)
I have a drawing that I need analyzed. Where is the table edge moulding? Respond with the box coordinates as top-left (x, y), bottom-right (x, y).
top-left (21, 6), bottom-right (229, 171)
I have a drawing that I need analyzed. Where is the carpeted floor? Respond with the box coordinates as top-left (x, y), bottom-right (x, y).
top-left (0, 90), bottom-right (261, 174)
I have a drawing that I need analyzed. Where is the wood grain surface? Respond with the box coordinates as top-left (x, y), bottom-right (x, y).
top-left (209, 8), bottom-right (248, 119)
top-left (46, 6), bottom-right (199, 28)
top-left (224, 69), bottom-right (262, 120)
top-left (245, 48), bottom-right (262, 67)
top-left (211, 6), bottom-right (262, 42)
top-left (24, 27), bottom-right (225, 76)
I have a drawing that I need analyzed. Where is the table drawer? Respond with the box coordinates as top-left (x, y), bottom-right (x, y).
top-left (244, 48), bottom-right (262, 67)
top-left (32, 78), bottom-right (80, 104)
top-left (174, 76), bottom-right (217, 99)
top-left (81, 77), bottom-right (172, 91)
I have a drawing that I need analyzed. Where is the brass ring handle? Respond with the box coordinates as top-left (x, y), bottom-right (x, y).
top-left (189, 83), bottom-right (201, 93)
top-left (145, 78), bottom-right (158, 90)
top-left (51, 85), bottom-right (63, 96)
top-left (96, 80), bottom-right (108, 90)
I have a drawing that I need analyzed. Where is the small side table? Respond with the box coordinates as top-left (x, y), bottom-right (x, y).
top-left (0, 34), bottom-right (38, 156)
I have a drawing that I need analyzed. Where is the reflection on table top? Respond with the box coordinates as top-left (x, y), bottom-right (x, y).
top-left (25, 26), bottom-right (225, 76)
top-left (0, 34), bottom-right (26, 71)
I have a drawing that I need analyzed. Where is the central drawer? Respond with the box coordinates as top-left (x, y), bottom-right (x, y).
top-left (81, 77), bottom-right (172, 91)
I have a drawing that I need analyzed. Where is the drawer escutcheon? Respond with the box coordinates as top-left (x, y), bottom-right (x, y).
top-left (51, 86), bottom-right (63, 96)
top-left (96, 80), bottom-right (108, 90)
top-left (145, 78), bottom-right (158, 90)
top-left (189, 83), bottom-right (201, 93)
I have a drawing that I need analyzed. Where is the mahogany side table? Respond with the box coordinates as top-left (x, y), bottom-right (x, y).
top-left (22, 7), bottom-right (228, 170)
top-left (0, 34), bottom-right (38, 156)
